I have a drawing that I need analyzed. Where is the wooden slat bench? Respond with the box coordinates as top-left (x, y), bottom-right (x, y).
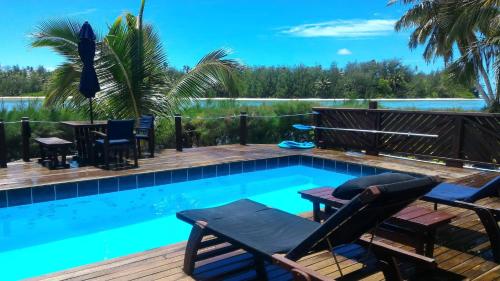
top-left (34, 137), bottom-right (72, 170)
top-left (300, 187), bottom-right (456, 257)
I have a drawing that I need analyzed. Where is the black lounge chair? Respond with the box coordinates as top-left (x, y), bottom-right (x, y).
top-left (177, 176), bottom-right (441, 280)
top-left (422, 176), bottom-right (500, 263)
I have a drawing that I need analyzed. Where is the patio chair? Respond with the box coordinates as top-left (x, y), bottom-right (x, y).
top-left (136, 114), bottom-right (155, 158)
top-left (177, 176), bottom-right (440, 280)
top-left (93, 119), bottom-right (138, 170)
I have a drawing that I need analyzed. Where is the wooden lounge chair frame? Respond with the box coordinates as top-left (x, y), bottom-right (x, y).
top-left (178, 181), bottom-right (440, 281)
top-left (426, 198), bottom-right (500, 263)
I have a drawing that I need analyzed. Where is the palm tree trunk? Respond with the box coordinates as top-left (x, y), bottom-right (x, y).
top-left (474, 80), bottom-right (492, 105)
top-left (477, 62), bottom-right (495, 100)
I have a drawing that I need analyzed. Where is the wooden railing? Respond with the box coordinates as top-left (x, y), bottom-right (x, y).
top-left (313, 107), bottom-right (500, 167)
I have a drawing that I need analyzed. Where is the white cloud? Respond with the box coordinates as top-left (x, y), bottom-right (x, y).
top-left (68, 8), bottom-right (97, 17)
top-left (281, 19), bottom-right (397, 38)
top-left (337, 48), bottom-right (352, 55)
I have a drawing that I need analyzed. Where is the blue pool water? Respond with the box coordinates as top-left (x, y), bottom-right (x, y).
top-left (0, 166), bottom-right (354, 280)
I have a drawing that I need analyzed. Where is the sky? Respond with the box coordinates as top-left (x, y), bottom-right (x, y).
top-left (1, 0), bottom-right (443, 72)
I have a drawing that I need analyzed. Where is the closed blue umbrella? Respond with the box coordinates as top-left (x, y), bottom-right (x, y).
top-left (78, 21), bottom-right (100, 124)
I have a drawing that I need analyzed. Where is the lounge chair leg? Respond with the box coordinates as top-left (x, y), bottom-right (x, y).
top-left (475, 207), bottom-right (500, 263)
top-left (183, 221), bottom-right (207, 275)
top-left (254, 256), bottom-right (268, 280)
top-left (378, 256), bottom-right (403, 281)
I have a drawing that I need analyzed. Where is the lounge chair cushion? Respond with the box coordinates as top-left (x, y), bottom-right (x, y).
top-left (424, 176), bottom-right (500, 203)
top-left (177, 199), bottom-right (269, 223)
top-left (205, 207), bottom-right (320, 255)
top-left (425, 183), bottom-right (484, 202)
top-left (178, 199), bottom-right (319, 255)
top-left (95, 139), bottom-right (130, 145)
top-left (333, 172), bottom-right (416, 200)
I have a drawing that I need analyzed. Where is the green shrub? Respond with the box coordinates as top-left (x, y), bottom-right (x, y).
top-left (1, 100), bottom-right (365, 161)
top-left (1, 104), bottom-right (85, 160)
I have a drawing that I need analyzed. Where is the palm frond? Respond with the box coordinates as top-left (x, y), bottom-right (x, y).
top-left (32, 1), bottom-right (242, 119)
top-left (166, 49), bottom-right (242, 115)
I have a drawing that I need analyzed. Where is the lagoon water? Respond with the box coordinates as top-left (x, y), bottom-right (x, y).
top-left (0, 97), bottom-right (486, 111)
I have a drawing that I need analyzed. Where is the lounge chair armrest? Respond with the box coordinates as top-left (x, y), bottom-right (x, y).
top-left (272, 254), bottom-right (335, 281)
top-left (451, 200), bottom-right (500, 217)
top-left (92, 131), bottom-right (107, 138)
top-left (358, 236), bottom-right (436, 269)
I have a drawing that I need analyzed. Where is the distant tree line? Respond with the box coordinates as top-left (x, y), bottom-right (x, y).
top-left (0, 65), bottom-right (51, 96)
top-left (1, 59), bottom-right (475, 99)
top-left (208, 59), bottom-right (474, 99)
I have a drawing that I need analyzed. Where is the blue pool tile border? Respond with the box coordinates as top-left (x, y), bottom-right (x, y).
top-left (0, 155), bottom-right (401, 208)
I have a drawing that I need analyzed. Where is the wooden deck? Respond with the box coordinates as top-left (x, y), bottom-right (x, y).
top-left (0, 144), bottom-right (479, 191)
top-left (29, 201), bottom-right (500, 281)
top-left (1, 144), bottom-right (497, 280)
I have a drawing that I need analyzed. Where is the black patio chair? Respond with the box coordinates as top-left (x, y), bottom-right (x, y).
top-left (93, 119), bottom-right (138, 170)
top-left (136, 114), bottom-right (155, 158)
top-left (177, 176), bottom-right (441, 280)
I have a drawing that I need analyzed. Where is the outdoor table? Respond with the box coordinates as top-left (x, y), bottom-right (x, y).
top-left (299, 187), bottom-right (456, 257)
top-left (60, 121), bottom-right (107, 165)
top-left (34, 137), bottom-right (72, 169)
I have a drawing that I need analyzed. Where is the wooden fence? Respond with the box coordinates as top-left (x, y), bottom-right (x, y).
top-left (314, 107), bottom-right (500, 167)
top-left (1, 107), bottom-right (498, 168)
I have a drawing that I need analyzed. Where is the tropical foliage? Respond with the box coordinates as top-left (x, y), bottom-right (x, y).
top-left (1, 60), bottom-right (474, 99)
top-left (391, 0), bottom-right (499, 111)
top-left (30, 0), bottom-right (241, 119)
top-left (207, 60), bottom-right (474, 99)
top-left (0, 65), bottom-right (50, 96)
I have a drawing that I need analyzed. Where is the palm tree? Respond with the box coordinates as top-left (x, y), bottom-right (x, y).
top-left (390, 0), bottom-right (499, 111)
top-left (31, 0), bottom-right (242, 119)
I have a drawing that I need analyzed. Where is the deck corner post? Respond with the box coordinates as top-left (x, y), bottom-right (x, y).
top-left (0, 120), bottom-right (7, 168)
top-left (175, 114), bottom-right (183, 152)
top-left (21, 117), bottom-right (31, 162)
top-left (446, 116), bottom-right (464, 168)
top-left (240, 111), bottom-right (247, 145)
top-left (313, 110), bottom-right (323, 148)
top-left (366, 102), bottom-right (380, 156)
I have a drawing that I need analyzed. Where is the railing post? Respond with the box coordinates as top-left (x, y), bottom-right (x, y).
top-left (368, 101), bottom-right (378, 109)
top-left (366, 101), bottom-right (380, 156)
top-left (240, 112), bottom-right (247, 145)
top-left (0, 120), bottom-right (7, 168)
top-left (446, 116), bottom-right (464, 168)
top-left (175, 114), bottom-right (183, 152)
top-left (313, 111), bottom-right (323, 148)
top-left (21, 117), bottom-right (31, 162)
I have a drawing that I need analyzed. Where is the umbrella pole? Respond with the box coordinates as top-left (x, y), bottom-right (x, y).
top-left (89, 98), bottom-right (94, 124)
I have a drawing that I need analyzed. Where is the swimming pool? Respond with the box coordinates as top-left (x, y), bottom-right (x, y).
top-left (0, 157), bottom-right (385, 280)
